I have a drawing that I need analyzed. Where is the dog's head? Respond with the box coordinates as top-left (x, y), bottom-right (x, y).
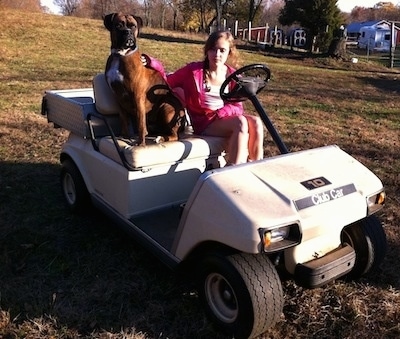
top-left (103, 12), bottom-right (143, 53)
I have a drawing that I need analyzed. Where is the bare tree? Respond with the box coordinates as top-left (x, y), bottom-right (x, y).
top-left (178, 0), bottom-right (213, 31)
top-left (73, 0), bottom-right (141, 19)
top-left (164, 0), bottom-right (268, 30)
top-left (349, 3), bottom-right (400, 22)
top-left (166, 0), bottom-right (183, 30)
top-left (142, 0), bottom-right (153, 26)
top-left (221, 0), bottom-right (266, 29)
top-left (215, 0), bottom-right (224, 29)
top-left (151, 0), bottom-right (168, 29)
top-left (248, 0), bottom-right (263, 22)
top-left (2, 0), bottom-right (41, 11)
top-left (260, 0), bottom-right (283, 27)
top-left (54, 0), bottom-right (81, 15)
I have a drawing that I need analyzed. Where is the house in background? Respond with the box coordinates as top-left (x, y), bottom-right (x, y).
top-left (345, 20), bottom-right (400, 51)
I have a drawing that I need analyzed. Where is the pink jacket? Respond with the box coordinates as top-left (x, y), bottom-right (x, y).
top-left (148, 58), bottom-right (244, 134)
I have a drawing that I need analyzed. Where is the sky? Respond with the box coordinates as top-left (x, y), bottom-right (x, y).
top-left (41, 0), bottom-right (399, 15)
top-left (40, 0), bottom-right (60, 14)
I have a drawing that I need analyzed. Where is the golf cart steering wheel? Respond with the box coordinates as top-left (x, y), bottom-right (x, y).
top-left (220, 64), bottom-right (271, 102)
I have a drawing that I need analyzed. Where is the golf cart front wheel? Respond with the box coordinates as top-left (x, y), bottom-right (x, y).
top-left (198, 253), bottom-right (283, 339)
top-left (341, 214), bottom-right (387, 279)
top-left (60, 159), bottom-right (89, 213)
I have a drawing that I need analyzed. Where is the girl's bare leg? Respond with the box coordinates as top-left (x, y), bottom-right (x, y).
top-left (245, 114), bottom-right (264, 161)
top-left (202, 115), bottom-right (249, 164)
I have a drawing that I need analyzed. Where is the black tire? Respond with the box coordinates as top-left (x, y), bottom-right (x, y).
top-left (198, 253), bottom-right (283, 339)
top-left (341, 215), bottom-right (387, 280)
top-left (60, 159), bottom-right (90, 213)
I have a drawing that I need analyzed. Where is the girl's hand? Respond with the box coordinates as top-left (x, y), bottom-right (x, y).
top-left (141, 54), bottom-right (150, 67)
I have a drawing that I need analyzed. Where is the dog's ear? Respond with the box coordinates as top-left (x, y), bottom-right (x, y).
top-left (103, 13), bottom-right (117, 31)
top-left (133, 16), bottom-right (143, 30)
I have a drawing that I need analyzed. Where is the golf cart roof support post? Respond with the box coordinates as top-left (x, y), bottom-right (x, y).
top-left (249, 95), bottom-right (289, 154)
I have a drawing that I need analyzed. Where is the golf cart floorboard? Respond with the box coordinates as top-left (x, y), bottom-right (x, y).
top-left (130, 205), bottom-right (182, 250)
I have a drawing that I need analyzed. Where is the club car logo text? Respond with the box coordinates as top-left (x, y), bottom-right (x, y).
top-left (295, 184), bottom-right (357, 210)
top-left (312, 188), bottom-right (346, 204)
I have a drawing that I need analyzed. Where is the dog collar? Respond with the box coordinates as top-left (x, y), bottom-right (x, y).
top-left (111, 47), bottom-right (138, 56)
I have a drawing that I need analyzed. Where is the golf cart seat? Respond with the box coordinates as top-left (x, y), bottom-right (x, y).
top-left (92, 73), bottom-right (227, 170)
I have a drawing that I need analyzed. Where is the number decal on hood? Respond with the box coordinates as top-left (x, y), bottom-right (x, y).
top-left (301, 177), bottom-right (331, 190)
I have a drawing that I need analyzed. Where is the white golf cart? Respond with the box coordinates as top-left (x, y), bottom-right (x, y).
top-left (42, 64), bottom-right (387, 339)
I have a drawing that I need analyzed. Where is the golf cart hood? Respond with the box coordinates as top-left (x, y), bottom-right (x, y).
top-left (243, 145), bottom-right (383, 212)
top-left (174, 145), bottom-right (384, 258)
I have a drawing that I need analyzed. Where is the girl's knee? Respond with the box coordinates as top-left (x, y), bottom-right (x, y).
top-left (246, 115), bottom-right (262, 132)
top-left (253, 115), bottom-right (263, 126)
top-left (231, 115), bottom-right (249, 133)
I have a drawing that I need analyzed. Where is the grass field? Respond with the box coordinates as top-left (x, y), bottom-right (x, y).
top-left (0, 8), bottom-right (399, 339)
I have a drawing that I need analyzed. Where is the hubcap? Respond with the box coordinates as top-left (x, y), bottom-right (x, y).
top-left (63, 173), bottom-right (76, 206)
top-left (205, 273), bottom-right (238, 323)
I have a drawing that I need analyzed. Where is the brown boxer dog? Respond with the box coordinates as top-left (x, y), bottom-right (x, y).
top-left (103, 12), bottom-right (185, 145)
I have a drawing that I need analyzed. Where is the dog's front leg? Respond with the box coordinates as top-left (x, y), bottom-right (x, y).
top-left (136, 98), bottom-right (148, 146)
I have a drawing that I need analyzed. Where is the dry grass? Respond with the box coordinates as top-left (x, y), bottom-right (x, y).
top-left (0, 8), bottom-right (399, 339)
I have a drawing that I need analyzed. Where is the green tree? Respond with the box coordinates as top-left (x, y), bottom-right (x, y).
top-left (279, 0), bottom-right (343, 52)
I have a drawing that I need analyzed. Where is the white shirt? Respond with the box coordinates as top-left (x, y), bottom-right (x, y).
top-left (202, 84), bottom-right (224, 111)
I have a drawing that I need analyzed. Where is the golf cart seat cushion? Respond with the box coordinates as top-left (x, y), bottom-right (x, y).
top-left (93, 73), bottom-right (120, 115)
top-left (93, 73), bottom-right (227, 169)
top-left (98, 135), bottom-right (227, 169)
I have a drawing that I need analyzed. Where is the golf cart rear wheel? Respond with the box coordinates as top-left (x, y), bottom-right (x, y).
top-left (198, 253), bottom-right (283, 339)
top-left (341, 215), bottom-right (387, 279)
top-left (60, 159), bottom-right (89, 213)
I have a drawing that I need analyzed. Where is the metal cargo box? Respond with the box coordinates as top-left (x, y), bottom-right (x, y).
top-left (43, 88), bottom-right (97, 138)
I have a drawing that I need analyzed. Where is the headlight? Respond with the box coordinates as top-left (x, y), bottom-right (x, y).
top-left (259, 223), bottom-right (301, 253)
top-left (367, 190), bottom-right (385, 215)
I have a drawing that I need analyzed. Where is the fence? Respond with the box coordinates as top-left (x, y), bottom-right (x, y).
top-left (233, 20), bottom-right (399, 68)
top-left (234, 21), bottom-right (308, 49)
top-left (347, 45), bottom-right (400, 68)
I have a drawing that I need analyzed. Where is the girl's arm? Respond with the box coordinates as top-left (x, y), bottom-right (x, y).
top-left (165, 65), bottom-right (189, 89)
top-left (141, 54), bottom-right (166, 77)
top-left (216, 101), bottom-right (244, 118)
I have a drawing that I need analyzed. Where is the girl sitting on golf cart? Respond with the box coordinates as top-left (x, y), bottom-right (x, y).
top-left (143, 30), bottom-right (264, 165)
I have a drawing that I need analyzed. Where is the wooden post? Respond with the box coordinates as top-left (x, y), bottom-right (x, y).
top-left (248, 21), bottom-right (252, 42)
top-left (264, 23), bottom-right (269, 43)
top-left (390, 22), bottom-right (395, 68)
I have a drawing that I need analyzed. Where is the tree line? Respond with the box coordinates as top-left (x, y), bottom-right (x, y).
top-left (2, 0), bottom-right (400, 53)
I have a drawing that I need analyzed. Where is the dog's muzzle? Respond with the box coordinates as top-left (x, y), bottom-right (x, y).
top-left (119, 29), bottom-right (135, 49)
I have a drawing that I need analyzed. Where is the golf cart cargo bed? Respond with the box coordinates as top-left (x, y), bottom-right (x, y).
top-left (44, 88), bottom-right (98, 137)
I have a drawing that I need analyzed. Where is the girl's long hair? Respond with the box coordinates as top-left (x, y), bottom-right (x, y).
top-left (203, 30), bottom-right (240, 70)
top-left (203, 30), bottom-right (240, 90)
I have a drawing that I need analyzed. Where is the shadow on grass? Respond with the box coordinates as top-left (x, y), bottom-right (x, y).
top-left (140, 32), bottom-right (206, 46)
top-left (0, 160), bottom-right (225, 338)
top-left (0, 160), bottom-right (399, 337)
top-left (357, 75), bottom-right (400, 93)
